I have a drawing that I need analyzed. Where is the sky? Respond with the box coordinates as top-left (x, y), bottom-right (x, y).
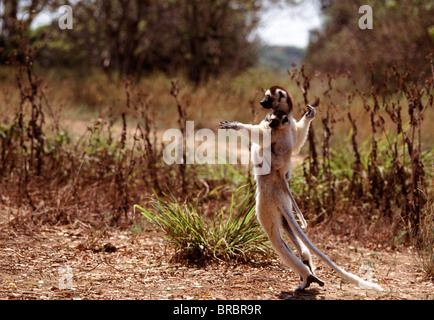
top-left (257, 1), bottom-right (322, 48)
top-left (28, 1), bottom-right (322, 49)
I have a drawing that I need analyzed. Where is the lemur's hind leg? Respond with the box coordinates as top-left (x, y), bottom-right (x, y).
top-left (281, 216), bottom-right (324, 290)
top-left (281, 216), bottom-right (315, 274)
top-left (257, 209), bottom-right (322, 291)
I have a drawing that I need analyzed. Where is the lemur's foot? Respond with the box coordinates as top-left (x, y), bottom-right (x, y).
top-left (296, 274), bottom-right (325, 291)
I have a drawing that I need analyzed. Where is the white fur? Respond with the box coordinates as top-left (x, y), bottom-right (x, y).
top-left (220, 100), bottom-right (383, 291)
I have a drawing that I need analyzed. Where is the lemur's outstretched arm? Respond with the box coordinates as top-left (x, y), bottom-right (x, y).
top-left (219, 120), bottom-right (268, 140)
top-left (292, 105), bottom-right (315, 155)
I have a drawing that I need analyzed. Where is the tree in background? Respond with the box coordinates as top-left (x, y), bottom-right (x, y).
top-left (0, 0), bottom-right (54, 63)
top-left (1, 0), bottom-right (265, 84)
top-left (306, 0), bottom-right (434, 83)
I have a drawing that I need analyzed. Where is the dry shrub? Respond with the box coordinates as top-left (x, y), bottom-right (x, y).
top-left (289, 56), bottom-right (432, 254)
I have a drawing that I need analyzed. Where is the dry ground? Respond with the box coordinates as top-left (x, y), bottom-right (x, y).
top-left (0, 214), bottom-right (432, 301)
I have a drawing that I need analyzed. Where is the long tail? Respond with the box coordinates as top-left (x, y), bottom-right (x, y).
top-left (280, 186), bottom-right (383, 291)
top-left (284, 180), bottom-right (308, 229)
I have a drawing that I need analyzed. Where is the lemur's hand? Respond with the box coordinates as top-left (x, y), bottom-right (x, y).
top-left (305, 105), bottom-right (316, 120)
top-left (219, 121), bottom-right (240, 129)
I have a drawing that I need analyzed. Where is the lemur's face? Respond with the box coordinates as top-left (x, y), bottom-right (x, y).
top-left (266, 111), bottom-right (289, 129)
top-left (260, 86), bottom-right (293, 114)
top-left (259, 93), bottom-right (274, 109)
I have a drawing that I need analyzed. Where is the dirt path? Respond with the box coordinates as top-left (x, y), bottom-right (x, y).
top-left (0, 221), bottom-right (432, 301)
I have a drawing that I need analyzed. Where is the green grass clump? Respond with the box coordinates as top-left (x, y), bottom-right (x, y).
top-left (135, 187), bottom-right (269, 264)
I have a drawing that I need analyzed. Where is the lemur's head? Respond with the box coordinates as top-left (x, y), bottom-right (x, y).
top-left (260, 86), bottom-right (293, 115)
top-left (266, 110), bottom-right (289, 129)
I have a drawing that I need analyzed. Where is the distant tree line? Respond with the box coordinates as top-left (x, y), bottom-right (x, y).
top-left (1, 0), bottom-right (432, 84)
top-left (257, 45), bottom-right (305, 71)
top-left (1, 0), bottom-right (270, 84)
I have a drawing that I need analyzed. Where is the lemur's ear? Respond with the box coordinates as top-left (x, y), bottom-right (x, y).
top-left (282, 115), bottom-right (289, 124)
top-left (278, 90), bottom-right (285, 102)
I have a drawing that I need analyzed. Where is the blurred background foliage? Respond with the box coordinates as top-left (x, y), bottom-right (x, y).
top-left (306, 0), bottom-right (434, 83)
top-left (1, 0), bottom-right (274, 83)
top-left (1, 0), bottom-right (432, 84)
